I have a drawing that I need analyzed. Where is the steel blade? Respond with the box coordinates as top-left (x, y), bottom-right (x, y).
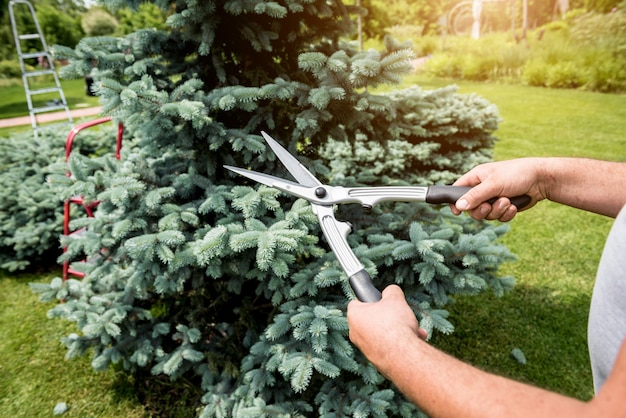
top-left (261, 131), bottom-right (321, 188)
top-left (224, 165), bottom-right (314, 201)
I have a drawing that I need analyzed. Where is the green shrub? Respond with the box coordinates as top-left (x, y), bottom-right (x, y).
top-left (420, 9), bottom-right (626, 93)
top-left (545, 61), bottom-right (587, 89)
top-left (521, 58), bottom-right (549, 87)
top-left (573, 10), bottom-right (626, 53)
top-left (461, 53), bottom-right (503, 81)
top-left (584, 54), bottom-right (626, 92)
top-left (81, 7), bottom-right (118, 36)
top-left (569, 9), bottom-right (626, 91)
top-left (0, 125), bottom-right (115, 272)
top-left (425, 35), bottom-right (528, 82)
top-left (540, 19), bottom-right (570, 33)
top-left (460, 55), bottom-right (490, 81)
top-left (522, 57), bottom-right (589, 89)
top-left (0, 60), bottom-right (22, 79)
top-left (38, 4), bottom-right (85, 49)
top-left (493, 43), bottom-right (530, 81)
top-left (385, 24), bottom-right (425, 43)
top-left (424, 51), bottom-right (463, 78)
top-left (410, 34), bottom-right (441, 56)
top-left (529, 30), bottom-right (577, 65)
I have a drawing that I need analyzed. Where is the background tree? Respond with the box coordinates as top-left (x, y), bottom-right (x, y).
top-left (358, 0), bottom-right (393, 40)
top-left (1, 0), bottom-right (85, 71)
top-left (37, 4), bottom-right (84, 48)
top-left (81, 6), bottom-right (118, 36)
top-left (361, 0), bottom-right (603, 39)
top-left (367, 0), bottom-right (451, 35)
top-left (113, 2), bottom-right (168, 35)
top-left (583, 0), bottom-right (622, 12)
top-left (35, 0), bottom-right (516, 416)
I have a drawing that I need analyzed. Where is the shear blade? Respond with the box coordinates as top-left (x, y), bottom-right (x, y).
top-left (224, 165), bottom-right (314, 201)
top-left (260, 131), bottom-right (322, 188)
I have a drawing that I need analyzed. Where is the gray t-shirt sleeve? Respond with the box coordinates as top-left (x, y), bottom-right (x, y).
top-left (588, 204), bottom-right (626, 393)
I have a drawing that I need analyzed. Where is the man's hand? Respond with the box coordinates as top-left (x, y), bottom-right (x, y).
top-left (451, 157), bottom-right (626, 219)
top-left (348, 284), bottom-right (599, 418)
top-left (450, 158), bottom-right (547, 221)
top-left (347, 285), bottom-right (427, 375)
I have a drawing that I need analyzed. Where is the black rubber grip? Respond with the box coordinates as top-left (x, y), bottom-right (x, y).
top-left (425, 186), bottom-right (531, 210)
top-left (349, 269), bottom-right (382, 303)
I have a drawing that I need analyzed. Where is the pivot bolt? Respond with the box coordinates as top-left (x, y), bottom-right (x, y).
top-left (315, 187), bottom-right (327, 198)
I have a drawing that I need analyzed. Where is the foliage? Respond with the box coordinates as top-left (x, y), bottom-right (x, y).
top-left (367, 0), bottom-right (452, 36)
top-left (0, 130), bottom-right (64, 272)
top-left (113, 2), bottom-right (170, 35)
top-left (81, 7), bottom-right (119, 36)
top-left (33, 1), bottom-right (516, 416)
top-left (359, 0), bottom-right (620, 39)
top-left (36, 3), bottom-right (84, 49)
top-left (365, 0), bottom-right (537, 36)
top-left (423, 34), bottom-right (530, 81)
top-left (583, 0), bottom-right (625, 12)
top-left (520, 9), bottom-right (626, 91)
top-left (0, 59), bottom-right (21, 78)
top-left (0, 125), bottom-right (112, 272)
top-left (568, 9), bottom-right (626, 57)
top-left (0, 0), bottom-right (169, 66)
top-left (1, 0), bottom-right (85, 64)
top-left (420, 8), bottom-right (626, 93)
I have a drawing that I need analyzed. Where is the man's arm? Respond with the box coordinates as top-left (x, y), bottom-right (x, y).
top-left (347, 285), bottom-right (626, 418)
top-left (451, 158), bottom-right (626, 221)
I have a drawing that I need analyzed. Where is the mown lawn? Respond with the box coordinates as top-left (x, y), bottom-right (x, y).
top-left (0, 272), bottom-right (146, 418)
top-left (1, 75), bottom-right (625, 415)
top-left (0, 78), bottom-right (101, 138)
top-left (0, 78), bottom-right (100, 119)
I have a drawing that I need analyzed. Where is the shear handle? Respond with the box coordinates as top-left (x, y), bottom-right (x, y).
top-left (349, 269), bottom-right (382, 302)
top-left (426, 186), bottom-right (532, 209)
top-left (316, 205), bottom-right (382, 303)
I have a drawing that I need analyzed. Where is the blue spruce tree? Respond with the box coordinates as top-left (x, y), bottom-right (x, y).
top-left (35, 0), bottom-right (516, 416)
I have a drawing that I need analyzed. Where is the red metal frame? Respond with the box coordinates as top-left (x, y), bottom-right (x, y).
top-left (62, 117), bottom-right (124, 280)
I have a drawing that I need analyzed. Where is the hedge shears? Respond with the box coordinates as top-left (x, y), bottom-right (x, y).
top-left (225, 132), bottom-right (530, 303)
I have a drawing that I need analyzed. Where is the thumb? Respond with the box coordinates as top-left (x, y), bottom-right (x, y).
top-left (455, 182), bottom-right (498, 211)
top-left (381, 284), bottom-right (405, 300)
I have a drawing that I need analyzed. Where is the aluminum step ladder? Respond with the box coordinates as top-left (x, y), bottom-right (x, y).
top-left (8, 0), bottom-right (72, 137)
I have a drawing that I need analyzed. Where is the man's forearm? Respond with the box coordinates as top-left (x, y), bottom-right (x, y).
top-left (349, 286), bottom-right (626, 418)
top-left (541, 158), bottom-right (626, 217)
top-left (385, 335), bottom-right (591, 418)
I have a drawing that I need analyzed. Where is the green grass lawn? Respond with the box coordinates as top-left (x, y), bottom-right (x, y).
top-left (0, 78), bottom-right (100, 119)
top-left (0, 78), bottom-right (101, 138)
top-left (1, 75), bottom-right (625, 415)
top-left (0, 272), bottom-right (146, 418)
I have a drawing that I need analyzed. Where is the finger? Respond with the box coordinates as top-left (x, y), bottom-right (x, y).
top-left (449, 203), bottom-right (462, 216)
top-left (417, 327), bottom-right (428, 340)
top-left (452, 169), bottom-right (484, 188)
top-left (456, 182), bottom-right (503, 212)
top-left (466, 202), bottom-right (492, 220)
top-left (381, 284), bottom-right (404, 300)
top-left (485, 197), bottom-right (511, 220)
top-left (498, 204), bottom-right (518, 222)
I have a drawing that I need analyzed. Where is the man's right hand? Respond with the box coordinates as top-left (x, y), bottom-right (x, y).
top-left (450, 158), bottom-right (546, 221)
